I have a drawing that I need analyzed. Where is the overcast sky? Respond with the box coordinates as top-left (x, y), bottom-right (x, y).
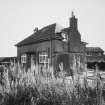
top-left (0, 0), bottom-right (105, 57)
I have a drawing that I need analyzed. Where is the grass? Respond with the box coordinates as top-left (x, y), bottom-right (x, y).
top-left (0, 63), bottom-right (104, 105)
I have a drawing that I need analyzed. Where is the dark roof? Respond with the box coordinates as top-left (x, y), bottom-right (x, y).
top-left (0, 57), bottom-right (17, 63)
top-left (86, 47), bottom-right (104, 52)
top-left (0, 57), bottom-right (5, 62)
top-left (16, 23), bottom-right (63, 47)
top-left (62, 27), bottom-right (70, 32)
top-left (86, 55), bottom-right (105, 62)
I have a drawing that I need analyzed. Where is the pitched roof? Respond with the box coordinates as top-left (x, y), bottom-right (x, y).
top-left (16, 23), bottom-right (63, 47)
top-left (86, 55), bottom-right (105, 62)
top-left (86, 47), bottom-right (104, 52)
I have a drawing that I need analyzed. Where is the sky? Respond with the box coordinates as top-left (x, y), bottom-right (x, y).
top-left (0, 0), bottom-right (105, 57)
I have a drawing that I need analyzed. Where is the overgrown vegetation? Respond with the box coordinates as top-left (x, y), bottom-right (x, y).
top-left (0, 63), bottom-right (104, 105)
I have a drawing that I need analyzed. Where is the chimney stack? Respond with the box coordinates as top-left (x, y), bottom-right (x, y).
top-left (69, 11), bottom-right (78, 30)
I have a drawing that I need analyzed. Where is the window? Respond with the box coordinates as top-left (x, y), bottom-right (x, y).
top-left (21, 54), bottom-right (27, 64)
top-left (39, 51), bottom-right (49, 64)
top-left (61, 32), bottom-right (68, 42)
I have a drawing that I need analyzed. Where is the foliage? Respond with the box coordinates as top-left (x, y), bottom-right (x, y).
top-left (0, 63), bottom-right (104, 105)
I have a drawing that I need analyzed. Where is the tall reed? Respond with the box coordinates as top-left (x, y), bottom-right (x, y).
top-left (0, 62), bottom-right (104, 105)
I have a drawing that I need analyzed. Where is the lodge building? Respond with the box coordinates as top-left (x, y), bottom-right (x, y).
top-left (15, 12), bottom-right (87, 75)
top-left (15, 12), bottom-right (105, 76)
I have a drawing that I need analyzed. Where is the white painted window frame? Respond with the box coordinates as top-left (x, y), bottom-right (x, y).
top-left (61, 32), bottom-right (68, 42)
top-left (39, 51), bottom-right (49, 64)
top-left (21, 54), bottom-right (27, 64)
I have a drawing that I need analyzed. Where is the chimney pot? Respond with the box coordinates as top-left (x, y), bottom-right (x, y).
top-left (34, 27), bottom-right (38, 33)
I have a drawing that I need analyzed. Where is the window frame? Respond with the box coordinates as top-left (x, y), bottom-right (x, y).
top-left (39, 51), bottom-right (49, 64)
top-left (61, 32), bottom-right (68, 42)
top-left (21, 54), bottom-right (27, 64)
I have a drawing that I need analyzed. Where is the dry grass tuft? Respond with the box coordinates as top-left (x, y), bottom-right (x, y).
top-left (0, 63), bottom-right (104, 105)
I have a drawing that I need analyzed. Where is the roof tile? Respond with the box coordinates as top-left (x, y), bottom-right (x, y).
top-left (16, 23), bottom-right (63, 47)
top-left (86, 47), bottom-right (104, 52)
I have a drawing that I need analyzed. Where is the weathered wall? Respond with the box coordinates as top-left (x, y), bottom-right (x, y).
top-left (17, 40), bottom-right (66, 64)
top-left (18, 41), bottom-right (50, 55)
top-left (68, 30), bottom-right (81, 52)
top-left (17, 41), bottom-right (51, 64)
top-left (53, 40), bottom-right (65, 52)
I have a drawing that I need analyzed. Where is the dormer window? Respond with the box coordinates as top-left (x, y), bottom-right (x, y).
top-left (61, 32), bottom-right (68, 42)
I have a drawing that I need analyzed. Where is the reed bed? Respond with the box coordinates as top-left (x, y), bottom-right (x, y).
top-left (0, 63), bottom-right (104, 105)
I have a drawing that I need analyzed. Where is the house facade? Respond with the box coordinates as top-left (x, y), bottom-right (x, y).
top-left (16, 12), bottom-right (87, 76)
